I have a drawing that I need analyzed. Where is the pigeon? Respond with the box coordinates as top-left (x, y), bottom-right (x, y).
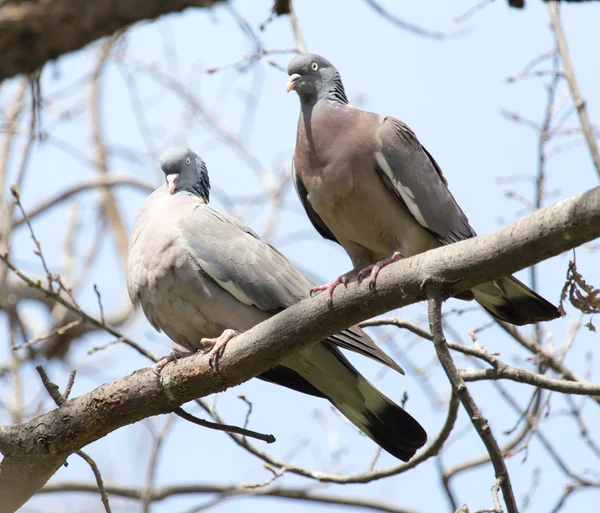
top-left (126, 147), bottom-right (427, 461)
top-left (286, 54), bottom-right (560, 326)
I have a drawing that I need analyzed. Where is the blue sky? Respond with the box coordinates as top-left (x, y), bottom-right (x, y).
top-left (2, 1), bottom-right (600, 512)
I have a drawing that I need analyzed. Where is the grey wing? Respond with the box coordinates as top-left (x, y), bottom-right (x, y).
top-left (328, 326), bottom-right (404, 375)
top-left (292, 159), bottom-right (339, 243)
top-left (182, 205), bottom-right (310, 312)
top-left (375, 116), bottom-right (477, 245)
top-left (184, 205), bottom-right (404, 374)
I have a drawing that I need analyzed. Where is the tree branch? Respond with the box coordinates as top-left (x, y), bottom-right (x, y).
top-left (548, 1), bottom-right (600, 179)
top-left (38, 481), bottom-right (426, 513)
top-left (11, 176), bottom-right (153, 230)
top-left (0, 186), bottom-right (599, 512)
top-left (0, 0), bottom-right (225, 81)
top-left (428, 289), bottom-right (518, 513)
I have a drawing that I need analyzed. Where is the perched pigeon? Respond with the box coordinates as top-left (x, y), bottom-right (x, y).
top-left (287, 54), bottom-right (560, 326)
top-left (126, 147), bottom-right (427, 461)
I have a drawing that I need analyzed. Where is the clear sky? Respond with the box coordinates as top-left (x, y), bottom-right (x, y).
top-left (2, 1), bottom-right (600, 512)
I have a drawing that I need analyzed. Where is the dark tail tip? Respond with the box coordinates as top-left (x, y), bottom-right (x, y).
top-left (474, 276), bottom-right (561, 326)
top-left (363, 403), bottom-right (428, 461)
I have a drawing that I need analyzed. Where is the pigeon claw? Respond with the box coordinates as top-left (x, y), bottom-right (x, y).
top-left (152, 349), bottom-right (194, 374)
top-left (310, 279), bottom-right (342, 306)
top-left (357, 252), bottom-right (404, 292)
top-left (310, 268), bottom-right (361, 306)
top-left (201, 329), bottom-right (240, 368)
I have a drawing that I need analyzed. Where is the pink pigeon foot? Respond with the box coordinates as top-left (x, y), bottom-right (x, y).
top-left (152, 349), bottom-right (194, 374)
top-left (310, 267), bottom-right (362, 306)
top-left (200, 329), bottom-right (240, 367)
top-left (356, 252), bottom-right (405, 291)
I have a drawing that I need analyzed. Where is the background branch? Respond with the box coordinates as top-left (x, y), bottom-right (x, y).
top-left (0, 186), bottom-right (599, 512)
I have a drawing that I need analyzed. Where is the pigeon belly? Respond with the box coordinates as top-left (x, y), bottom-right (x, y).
top-left (295, 103), bottom-right (439, 268)
top-left (306, 163), bottom-right (438, 268)
top-left (138, 258), bottom-right (271, 352)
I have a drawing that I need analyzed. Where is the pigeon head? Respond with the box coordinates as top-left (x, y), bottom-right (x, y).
top-left (286, 54), bottom-right (348, 105)
top-left (159, 147), bottom-right (210, 202)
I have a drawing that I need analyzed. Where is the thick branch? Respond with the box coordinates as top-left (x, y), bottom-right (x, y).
top-left (0, 0), bottom-right (224, 81)
top-left (0, 187), bottom-right (599, 512)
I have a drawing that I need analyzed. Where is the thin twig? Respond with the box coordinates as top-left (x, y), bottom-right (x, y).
top-left (363, 0), bottom-right (466, 40)
top-left (13, 319), bottom-right (83, 350)
top-left (63, 370), bottom-right (77, 401)
top-left (90, 32), bottom-right (130, 263)
top-left (243, 464), bottom-right (286, 489)
top-left (237, 394), bottom-right (253, 430)
top-left (11, 186), bottom-right (54, 292)
top-left (35, 366), bottom-right (112, 513)
top-left (35, 365), bottom-right (64, 405)
top-left (173, 407), bottom-right (275, 444)
top-left (454, 0), bottom-right (495, 24)
top-left (287, 0), bottom-right (306, 54)
top-left (427, 288), bottom-right (519, 513)
top-left (142, 416), bottom-right (175, 513)
top-left (93, 284), bottom-right (106, 325)
top-left (1, 253), bottom-right (157, 361)
top-left (206, 48), bottom-right (299, 74)
top-left (39, 480), bottom-right (428, 513)
top-left (76, 450), bottom-right (112, 513)
top-left (11, 176), bottom-right (153, 229)
top-left (548, 1), bottom-right (600, 179)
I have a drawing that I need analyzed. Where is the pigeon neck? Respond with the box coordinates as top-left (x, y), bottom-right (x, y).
top-left (324, 72), bottom-right (349, 105)
top-left (186, 170), bottom-right (210, 203)
top-left (190, 184), bottom-right (210, 203)
top-left (299, 73), bottom-right (349, 107)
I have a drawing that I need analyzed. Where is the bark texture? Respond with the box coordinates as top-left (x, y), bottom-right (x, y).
top-left (0, 0), bottom-right (224, 81)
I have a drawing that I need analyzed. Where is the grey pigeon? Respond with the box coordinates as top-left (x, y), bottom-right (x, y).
top-left (126, 147), bottom-right (427, 461)
top-left (286, 54), bottom-right (560, 326)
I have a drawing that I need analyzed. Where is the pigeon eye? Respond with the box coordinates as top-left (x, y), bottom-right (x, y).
top-left (311, 62), bottom-right (319, 72)
top-left (185, 157), bottom-right (191, 165)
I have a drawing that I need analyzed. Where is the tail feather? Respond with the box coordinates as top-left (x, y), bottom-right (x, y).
top-left (286, 343), bottom-right (427, 462)
top-left (473, 275), bottom-right (560, 326)
top-left (334, 374), bottom-right (427, 461)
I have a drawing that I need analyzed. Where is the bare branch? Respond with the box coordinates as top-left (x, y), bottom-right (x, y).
top-left (461, 364), bottom-right (600, 395)
top-left (75, 450), bottom-right (112, 513)
top-left (11, 177), bottom-right (154, 230)
top-left (12, 319), bottom-right (83, 350)
top-left (38, 481), bottom-right (427, 513)
top-left (173, 407), bottom-right (275, 443)
top-left (90, 33), bottom-right (131, 265)
top-left (0, 186), bottom-right (599, 511)
top-left (287, 0), bottom-right (306, 54)
top-left (427, 289), bottom-right (518, 513)
top-left (142, 416), bottom-right (174, 513)
top-left (548, 1), bottom-right (600, 179)
top-left (10, 186), bottom-right (54, 291)
top-left (0, 0), bottom-right (224, 81)
top-left (363, 0), bottom-right (466, 40)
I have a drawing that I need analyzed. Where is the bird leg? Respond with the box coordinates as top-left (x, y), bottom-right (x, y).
top-left (200, 329), bottom-right (240, 367)
top-left (356, 252), bottom-right (404, 291)
top-left (309, 267), bottom-right (362, 306)
top-left (152, 349), bottom-right (194, 374)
